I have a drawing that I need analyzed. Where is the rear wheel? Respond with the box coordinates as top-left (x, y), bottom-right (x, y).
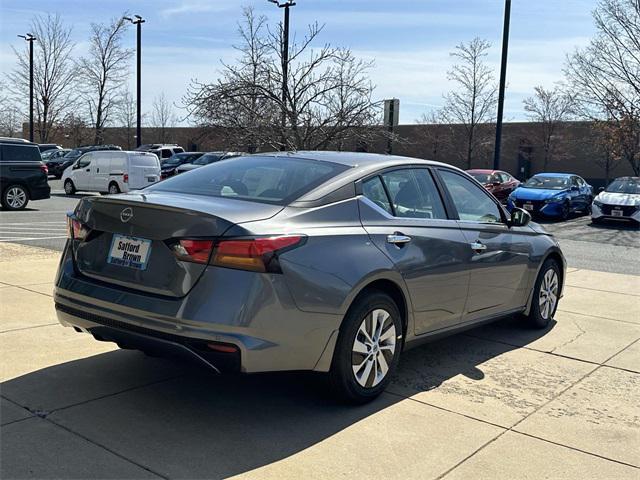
top-left (64, 179), bottom-right (76, 195)
top-left (328, 292), bottom-right (402, 403)
top-left (523, 259), bottom-right (560, 329)
top-left (108, 182), bottom-right (120, 194)
top-left (1, 185), bottom-right (29, 210)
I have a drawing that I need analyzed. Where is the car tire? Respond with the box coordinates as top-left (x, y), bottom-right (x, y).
top-left (108, 182), bottom-right (120, 194)
top-left (328, 291), bottom-right (402, 404)
top-left (64, 179), bottom-right (76, 195)
top-left (1, 184), bottom-right (29, 210)
top-left (523, 259), bottom-right (561, 329)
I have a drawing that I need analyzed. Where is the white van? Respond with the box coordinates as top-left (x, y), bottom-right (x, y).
top-left (62, 151), bottom-right (161, 195)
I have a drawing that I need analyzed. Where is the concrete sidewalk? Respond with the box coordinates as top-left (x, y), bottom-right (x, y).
top-left (1, 243), bottom-right (639, 479)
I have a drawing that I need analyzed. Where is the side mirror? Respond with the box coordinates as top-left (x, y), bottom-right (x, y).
top-left (598, 186), bottom-right (605, 193)
top-left (509, 207), bottom-right (531, 227)
top-left (492, 182), bottom-right (501, 186)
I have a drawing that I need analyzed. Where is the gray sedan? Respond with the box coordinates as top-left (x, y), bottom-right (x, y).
top-left (55, 151), bottom-right (565, 403)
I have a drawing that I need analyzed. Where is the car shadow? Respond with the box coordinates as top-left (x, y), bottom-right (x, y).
top-left (589, 219), bottom-right (639, 230)
top-left (49, 192), bottom-right (97, 199)
top-left (1, 319), bottom-right (552, 478)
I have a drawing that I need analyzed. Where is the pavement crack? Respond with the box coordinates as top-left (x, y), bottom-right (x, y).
top-left (550, 319), bottom-right (586, 353)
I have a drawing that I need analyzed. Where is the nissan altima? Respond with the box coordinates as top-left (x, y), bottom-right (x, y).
top-left (55, 152), bottom-right (566, 403)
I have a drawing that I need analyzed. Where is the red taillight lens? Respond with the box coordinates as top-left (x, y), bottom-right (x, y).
top-left (172, 239), bottom-right (214, 264)
top-left (67, 216), bottom-right (89, 241)
top-left (123, 174), bottom-right (129, 183)
top-left (40, 163), bottom-right (48, 175)
top-left (212, 236), bottom-right (304, 272)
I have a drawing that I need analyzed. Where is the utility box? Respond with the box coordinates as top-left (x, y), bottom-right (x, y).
top-left (384, 99), bottom-right (399, 127)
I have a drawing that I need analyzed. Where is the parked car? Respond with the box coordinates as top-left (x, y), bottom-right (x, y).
top-left (466, 169), bottom-right (520, 202)
top-left (0, 138), bottom-right (50, 210)
top-left (175, 151), bottom-right (243, 174)
top-left (136, 144), bottom-right (185, 162)
top-left (507, 173), bottom-right (593, 220)
top-left (56, 152), bottom-right (565, 403)
top-left (62, 150), bottom-right (161, 195)
top-left (53, 145), bottom-right (122, 179)
top-left (160, 152), bottom-right (204, 179)
top-left (38, 143), bottom-right (62, 153)
top-left (42, 148), bottom-right (71, 162)
top-left (591, 176), bottom-right (640, 224)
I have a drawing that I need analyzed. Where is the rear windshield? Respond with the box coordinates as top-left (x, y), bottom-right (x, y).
top-left (148, 155), bottom-right (349, 205)
top-left (130, 153), bottom-right (159, 166)
top-left (0, 144), bottom-right (42, 162)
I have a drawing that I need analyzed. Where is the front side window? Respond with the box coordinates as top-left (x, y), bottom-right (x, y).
top-left (440, 170), bottom-right (502, 223)
top-left (380, 169), bottom-right (446, 219)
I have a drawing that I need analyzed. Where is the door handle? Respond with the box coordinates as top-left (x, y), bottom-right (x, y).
top-left (470, 241), bottom-right (487, 252)
top-left (387, 233), bottom-right (412, 245)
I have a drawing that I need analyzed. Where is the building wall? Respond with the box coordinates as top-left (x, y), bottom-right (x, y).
top-left (22, 121), bottom-right (636, 188)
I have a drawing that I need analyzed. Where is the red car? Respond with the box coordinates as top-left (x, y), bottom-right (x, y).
top-left (466, 169), bottom-right (520, 202)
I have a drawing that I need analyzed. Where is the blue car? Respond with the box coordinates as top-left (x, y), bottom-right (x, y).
top-left (507, 173), bottom-right (593, 220)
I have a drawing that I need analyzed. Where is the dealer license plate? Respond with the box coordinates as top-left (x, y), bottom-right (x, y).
top-left (612, 209), bottom-right (623, 217)
top-left (107, 234), bottom-right (152, 270)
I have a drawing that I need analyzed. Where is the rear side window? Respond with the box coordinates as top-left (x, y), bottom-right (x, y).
top-left (1, 145), bottom-right (41, 162)
top-left (173, 147), bottom-right (184, 154)
top-left (362, 176), bottom-right (392, 215)
top-left (149, 155), bottom-right (348, 205)
top-left (379, 169), bottom-right (447, 219)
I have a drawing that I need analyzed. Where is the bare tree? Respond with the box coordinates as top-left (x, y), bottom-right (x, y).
top-left (115, 90), bottom-right (137, 148)
top-left (415, 110), bottom-right (450, 162)
top-left (150, 93), bottom-right (177, 143)
top-left (184, 7), bottom-right (381, 152)
top-left (442, 38), bottom-right (498, 168)
top-left (61, 113), bottom-right (90, 147)
top-left (565, 0), bottom-right (640, 175)
top-left (0, 83), bottom-right (25, 137)
top-left (6, 14), bottom-right (77, 142)
top-left (77, 16), bottom-right (132, 145)
top-left (523, 86), bottom-right (575, 171)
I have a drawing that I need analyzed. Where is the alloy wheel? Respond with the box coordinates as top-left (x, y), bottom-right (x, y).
top-left (6, 187), bottom-right (27, 209)
top-left (538, 268), bottom-right (559, 320)
top-left (351, 308), bottom-right (396, 388)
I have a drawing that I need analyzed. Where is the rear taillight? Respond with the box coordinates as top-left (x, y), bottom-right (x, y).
top-left (40, 163), bottom-right (48, 175)
top-left (172, 239), bottom-right (214, 264)
top-left (170, 235), bottom-right (304, 272)
top-left (123, 173), bottom-right (129, 183)
top-left (67, 215), bottom-right (89, 241)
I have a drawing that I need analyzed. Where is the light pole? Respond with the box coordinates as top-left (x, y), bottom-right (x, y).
top-left (124, 15), bottom-right (145, 148)
top-left (18, 33), bottom-right (37, 142)
top-left (268, 0), bottom-right (296, 151)
top-left (493, 0), bottom-right (511, 170)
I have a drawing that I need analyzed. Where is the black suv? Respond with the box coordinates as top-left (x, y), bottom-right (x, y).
top-left (49, 144), bottom-right (122, 178)
top-left (0, 138), bottom-right (50, 210)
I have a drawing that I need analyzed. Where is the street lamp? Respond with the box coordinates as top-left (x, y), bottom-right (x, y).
top-left (18, 33), bottom-right (37, 142)
top-left (123, 15), bottom-right (145, 148)
top-left (493, 0), bottom-right (511, 170)
top-left (268, 0), bottom-right (296, 151)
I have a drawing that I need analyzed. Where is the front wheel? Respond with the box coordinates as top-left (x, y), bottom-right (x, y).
top-left (328, 291), bottom-right (402, 403)
top-left (64, 179), bottom-right (76, 195)
top-left (1, 185), bottom-right (29, 210)
top-left (560, 201), bottom-right (570, 221)
top-left (523, 259), bottom-right (561, 329)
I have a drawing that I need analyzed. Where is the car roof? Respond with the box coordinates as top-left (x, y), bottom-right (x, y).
top-left (613, 176), bottom-right (639, 181)
top-left (467, 169), bottom-right (499, 174)
top-left (260, 150), bottom-right (451, 169)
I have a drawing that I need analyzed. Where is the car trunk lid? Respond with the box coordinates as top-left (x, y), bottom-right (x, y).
top-left (72, 192), bottom-right (283, 297)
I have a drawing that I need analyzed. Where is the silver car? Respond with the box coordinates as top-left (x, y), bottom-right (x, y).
top-left (55, 152), bottom-right (565, 403)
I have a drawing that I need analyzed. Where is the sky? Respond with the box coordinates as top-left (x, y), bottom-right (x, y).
top-left (0, 0), bottom-right (598, 124)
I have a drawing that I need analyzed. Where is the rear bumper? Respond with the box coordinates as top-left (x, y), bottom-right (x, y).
top-left (29, 184), bottom-right (51, 201)
top-left (54, 245), bottom-right (341, 374)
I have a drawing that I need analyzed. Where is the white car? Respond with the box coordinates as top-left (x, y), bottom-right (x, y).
top-left (591, 176), bottom-right (640, 224)
top-left (175, 152), bottom-right (243, 174)
top-left (62, 150), bottom-right (161, 195)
